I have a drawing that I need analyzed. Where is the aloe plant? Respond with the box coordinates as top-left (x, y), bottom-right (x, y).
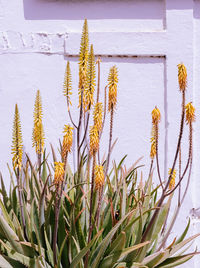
top-left (0, 19), bottom-right (199, 268)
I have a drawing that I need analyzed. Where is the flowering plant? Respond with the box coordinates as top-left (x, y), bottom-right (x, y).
top-left (0, 20), bottom-right (199, 268)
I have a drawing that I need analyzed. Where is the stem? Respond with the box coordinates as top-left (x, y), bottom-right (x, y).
top-left (88, 153), bottom-right (96, 243)
top-left (17, 168), bottom-right (27, 240)
top-left (158, 205), bottom-right (179, 251)
top-left (165, 90), bottom-right (185, 190)
top-left (99, 86), bottom-right (107, 141)
top-left (155, 123), bottom-right (164, 190)
top-left (37, 148), bottom-right (42, 184)
top-left (77, 90), bottom-right (84, 171)
top-left (95, 186), bottom-right (103, 227)
top-left (53, 178), bottom-right (64, 267)
top-left (159, 124), bottom-right (193, 250)
top-left (178, 146), bottom-right (182, 206)
top-left (105, 106), bottom-right (114, 176)
top-left (67, 99), bottom-right (77, 129)
top-left (95, 106), bottom-right (114, 228)
top-left (79, 108), bottom-right (90, 150)
top-left (166, 121), bottom-right (193, 197)
top-left (141, 90), bottom-right (185, 243)
top-left (148, 160), bottom-right (154, 183)
top-left (53, 184), bottom-right (60, 267)
top-left (84, 153), bottom-right (96, 268)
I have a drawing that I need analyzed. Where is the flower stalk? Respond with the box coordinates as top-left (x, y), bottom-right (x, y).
top-left (62, 124), bottom-right (73, 168)
top-left (53, 162), bottom-right (65, 267)
top-left (11, 104), bottom-right (26, 238)
top-left (32, 90), bottom-right (45, 177)
top-left (141, 64), bottom-right (188, 246)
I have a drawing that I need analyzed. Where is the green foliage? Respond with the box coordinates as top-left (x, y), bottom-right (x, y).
top-left (0, 20), bottom-right (199, 268)
top-left (0, 156), bottom-right (198, 267)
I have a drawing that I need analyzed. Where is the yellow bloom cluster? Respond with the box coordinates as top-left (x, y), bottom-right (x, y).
top-left (85, 44), bottom-right (96, 111)
top-left (150, 125), bottom-right (156, 159)
top-left (108, 65), bottom-right (118, 111)
top-left (185, 102), bottom-right (195, 124)
top-left (63, 61), bottom-right (72, 106)
top-left (151, 106), bottom-right (161, 125)
top-left (54, 162), bottom-right (65, 184)
top-left (94, 165), bottom-right (104, 190)
top-left (93, 102), bottom-right (103, 131)
top-left (11, 104), bottom-right (23, 170)
top-left (89, 125), bottom-right (99, 155)
top-left (32, 90), bottom-right (45, 155)
top-left (178, 63), bottom-right (187, 92)
top-left (150, 106), bottom-right (160, 159)
top-left (168, 168), bottom-right (176, 190)
top-left (62, 125), bottom-right (73, 161)
top-left (78, 19), bottom-right (89, 108)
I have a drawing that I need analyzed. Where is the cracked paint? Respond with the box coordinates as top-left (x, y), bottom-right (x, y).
top-left (0, 31), bottom-right (68, 54)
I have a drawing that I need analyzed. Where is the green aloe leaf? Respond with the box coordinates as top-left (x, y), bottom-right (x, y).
top-left (155, 253), bottom-right (197, 267)
top-left (0, 255), bottom-right (14, 268)
top-left (143, 233), bottom-right (200, 267)
top-left (70, 229), bottom-right (103, 268)
top-left (0, 254), bottom-right (26, 268)
top-left (100, 241), bottom-right (149, 268)
top-left (44, 229), bottom-right (54, 266)
top-left (90, 210), bottom-right (134, 268)
top-left (41, 150), bottom-right (48, 183)
top-left (0, 239), bottom-right (36, 267)
top-left (39, 175), bottom-right (49, 227)
top-left (175, 218), bottom-right (190, 244)
top-left (0, 215), bottom-right (24, 254)
top-left (99, 232), bottom-right (126, 268)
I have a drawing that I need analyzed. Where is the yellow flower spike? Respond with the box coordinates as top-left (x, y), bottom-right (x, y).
top-left (168, 168), bottom-right (176, 190)
top-left (63, 61), bottom-right (72, 106)
top-left (178, 63), bottom-right (187, 92)
top-left (152, 106), bottom-right (161, 125)
top-left (54, 162), bottom-right (65, 185)
top-left (89, 125), bottom-right (99, 155)
top-left (150, 125), bottom-right (156, 159)
top-left (32, 90), bottom-right (45, 155)
top-left (11, 104), bottom-right (23, 170)
top-left (94, 165), bottom-right (104, 190)
top-left (108, 65), bottom-right (118, 111)
top-left (85, 44), bottom-right (96, 111)
top-left (78, 19), bottom-right (89, 109)
top-left (62, 125), bottom-right (73, 161)
top-left (185, 102), bottom-right (195, 124)
top-left (93, 102), bottom-right (103, 131)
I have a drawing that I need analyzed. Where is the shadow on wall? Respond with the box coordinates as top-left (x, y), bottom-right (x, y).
top-left (23, 0), bottom-right (164, 20)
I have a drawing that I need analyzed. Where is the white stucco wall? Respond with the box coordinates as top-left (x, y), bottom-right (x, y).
top-left (0, 0), bottom-right (200, 266)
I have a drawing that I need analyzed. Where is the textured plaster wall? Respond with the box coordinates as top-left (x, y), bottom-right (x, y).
top-left (0, 0), bottom-right (199, 266)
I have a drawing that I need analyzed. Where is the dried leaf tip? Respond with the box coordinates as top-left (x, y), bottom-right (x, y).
top-left (63, 61), bottom-right (72, 106)
top-left (95, 165), bottom-right (104, 190)
top-left (89, 125), bottom-right (99, 155)
top-left (11, 104), bottom-right (23, 170)
top-left (152, 106), bottom-right (161, 125)
top-left (178, 63), bottom-right (187, 92)
top-left (62, 125), bottom-right (73, 162)
top-left (85, 44), bottom-right (96, 111)
top-left (32, 90), bottom-right (45, 155)
top-left (54, 162), bottom-right (65, 184)
top-left (108, 65), bottom-right (118, 111)
top-left (168, 168), bottom-right (176, 190)
top-left (185, 102), bottom-right (195, 124)
top-left (78, 19), bottom-right (89, 108)
top-left (93, 102), bottom-right (103, 131)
